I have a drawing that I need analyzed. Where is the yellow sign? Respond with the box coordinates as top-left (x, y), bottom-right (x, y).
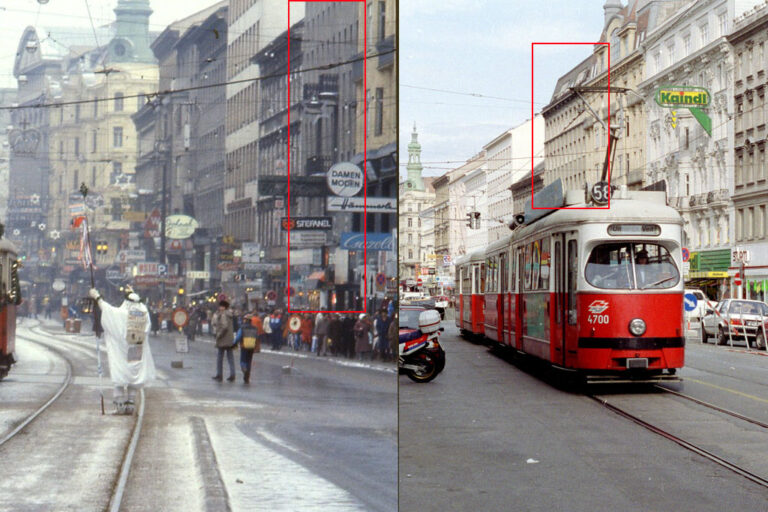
top-left (688, 271), bottom-right (729, 279)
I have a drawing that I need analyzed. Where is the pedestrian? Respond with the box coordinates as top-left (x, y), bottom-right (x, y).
top-left (149, 308), bottom-right (159, 335)
top-left (313, 313), bottom-right (329, 355)
top-left (44, 297), bottom-right (52, 320)
top-left (88, 285), bottom-right (155, 414)
top-left (211, 295), bottom-right (236, 382)
top-left (342, 314), bottom-right (357, 358)
top-left (327, 314), bottom-right (341, 356)
top-left (301, 314), bottom-right (313, 351)
top-left (235, 313), bottom-right (260, 383)
top-left (268, 309), bottom-right (283, 350)
top-left (387, 312), bottom-right (398, 362)
top-left (374, 309), bottom-right (391, 360)
top-left (354, 313), bottom-right (373, 360)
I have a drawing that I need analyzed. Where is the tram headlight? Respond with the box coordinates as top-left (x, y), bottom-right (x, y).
top-left (629, 318), bottom-right (646, 336)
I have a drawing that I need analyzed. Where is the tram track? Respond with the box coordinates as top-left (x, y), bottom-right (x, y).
top-left (0, 333), bottom-right (72, 447)
top-left (4, 322), bottom-right (146, 511)
top-left (589, 388), bottom-right (768, 490)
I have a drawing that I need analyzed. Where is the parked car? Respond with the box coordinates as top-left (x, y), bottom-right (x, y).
top-left (701, 299), bottom-right (768, 348)
top-left (684, 288), bottom-right (714, 323)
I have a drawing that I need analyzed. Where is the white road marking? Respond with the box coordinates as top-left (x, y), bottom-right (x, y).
top-left (207, 419), bottom-right (366, 511)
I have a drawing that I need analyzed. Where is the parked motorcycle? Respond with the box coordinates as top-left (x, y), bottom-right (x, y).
top-left (399, 309), bottom-right (445, 383)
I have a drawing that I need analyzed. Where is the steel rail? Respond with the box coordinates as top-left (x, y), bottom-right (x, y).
top-left (655, 385), bottom-right (768, 430)
top-left (0, 333), bottom-right (73, 447)
top-left (589, 395), bottom-right (768, 489)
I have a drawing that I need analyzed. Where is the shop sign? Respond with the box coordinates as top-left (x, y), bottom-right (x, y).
top-left (187, 271), bottom-right (210, 279)
top-left (165, 215), bottom-right (198, 239)
top-left (326, 162), bottom-right (363, 197)
top-left (281, 217), bottom-right (333, 231)
top-left (326, 196), bottom-right (397, 213)
top-left (340, 232), bottom-right (393, 252)
top-left (654, 85), bottom-right (711, 135)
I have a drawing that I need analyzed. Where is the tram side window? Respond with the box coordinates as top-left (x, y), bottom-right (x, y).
top-left (524, 238), bottom-right (550, 291)
top-left (480, 263), bottom-right (486, 294)
top-left (524, 244), bottom-right (532, 290)
top-left (510, 250), bottom-right (516, 293)
top-left (500, 253), bottom-right (508, 293)
top-left (462, 267), bottom-right (471, 294)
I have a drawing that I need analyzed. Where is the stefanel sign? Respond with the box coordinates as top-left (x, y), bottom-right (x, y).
top-left (280, 217), bottom-right (333, 231)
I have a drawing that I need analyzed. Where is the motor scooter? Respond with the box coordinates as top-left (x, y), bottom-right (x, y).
top-left (399, 309), bottom-right (445, 383)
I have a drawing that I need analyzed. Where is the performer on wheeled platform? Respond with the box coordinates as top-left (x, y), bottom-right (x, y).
top-left (88, 285), bottom-right (155, 414)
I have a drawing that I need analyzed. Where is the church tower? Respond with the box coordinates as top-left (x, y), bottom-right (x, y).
top-left (108, 0), bottom-right (155, 63)
top-left (404, 124), bottom-right (425, 191)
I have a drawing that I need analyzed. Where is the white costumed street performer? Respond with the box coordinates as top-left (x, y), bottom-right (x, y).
top-left (88, 286), bottom-right (155, 414)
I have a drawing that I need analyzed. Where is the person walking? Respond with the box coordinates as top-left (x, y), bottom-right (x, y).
top-left (374, 309), bottom-right (392, 361)
top-left (354, 313), bottom-right (373, 361)
top-left (387, 312), bottom-right (398, 362)
top-left (211, 296), bottom-right (236, 382)
top-left (236, 313), bottom-right (261, 383)
top-left (88, 285), bottom-right (155, 414)
top-left (327, 314), bottom-right (341, 356)
top-left (268, 309), bottom-right (283, 350)
top-left (313, 313), bottom-right (329, 355)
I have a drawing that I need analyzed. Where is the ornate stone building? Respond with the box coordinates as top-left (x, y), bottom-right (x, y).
top-left (639, 0), bottom-right (734, 267)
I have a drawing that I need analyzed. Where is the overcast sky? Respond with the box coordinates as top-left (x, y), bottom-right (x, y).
top-left (399, 0), bottom-right (607, 178)
top-left (0, 0), bottom-right (221, 89)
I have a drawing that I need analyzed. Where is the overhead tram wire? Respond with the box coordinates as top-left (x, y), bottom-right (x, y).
top-left (0, 47), bottom-right (396, 112)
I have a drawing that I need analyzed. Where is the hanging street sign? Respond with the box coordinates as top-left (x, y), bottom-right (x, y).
top-left (654, 85), bottom-right (711, 136)
top-left (326, 162), bottom-right (363, 197)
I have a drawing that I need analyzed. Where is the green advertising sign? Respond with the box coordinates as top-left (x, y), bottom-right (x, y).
top-left (654, 86), bottom-right (712, 136)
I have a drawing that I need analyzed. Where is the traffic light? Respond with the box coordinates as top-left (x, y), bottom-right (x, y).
top-left (467, 212), bottom-right (480, 229)
top-left (96, 241), bottom-right (108, 255)
top-left (178, 287), bottom-right (185, 296)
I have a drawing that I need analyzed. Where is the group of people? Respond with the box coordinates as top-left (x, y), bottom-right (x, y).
top-left (209, 296), bottom-right (399, 384)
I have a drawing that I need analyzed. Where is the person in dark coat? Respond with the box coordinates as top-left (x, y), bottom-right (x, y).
top-left (341, 314), bottom-right (357, 358)
top-left (149, 309), bottom-right (159, 335)
top-left (374, 309), bottom-right (391, 360)
top-left (354, 314), bottom-right (373, 360)
top-left (268, 309), bottom-right (283, 350)
top-left (327, 314), bottom-right (342, 356)
top-left (211, 297), bottom-right (235, 382)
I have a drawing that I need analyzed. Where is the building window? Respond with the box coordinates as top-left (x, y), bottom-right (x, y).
top-left (653, 52), bottom-right (661, 74)
top-left (113, 127), bottom-right (123, 147)
top-left (112, 161), bottom-right (122, 185)
top-left (75, 104), bottom-right (81, 122)
top-left (74, 137), bottom-right (80, 156)
top-left (719, 12), bottom-right (727, 36)
top-left (408, 249), bottom-right (413, 260)
top-left (666, 41), bottom-right (675, 67)
top-left (93, 99), bottom-right (98, 117)
top-left (683, 34), bottom-right (691, 57)
top-left (114, 92), bottom-right (124, 112)
top-left (407, 217), bottom-right (412, 227)
top-left (375, 88), bottom-right (384, 136)
top-left (700, 24), bottom-right (708, 46)
top-left (92, 130), bottom-right (97, 152)
top-left (378, 1), bottom-right (386, 41)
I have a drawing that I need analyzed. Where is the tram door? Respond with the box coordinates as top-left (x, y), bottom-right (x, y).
top-left (553, 234), bottom-right (566, 365)
top-left (564, 235), bottom-right (579, 367)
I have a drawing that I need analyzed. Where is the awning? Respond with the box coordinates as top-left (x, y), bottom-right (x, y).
top-left (308, 271), bottom-right (325, 280)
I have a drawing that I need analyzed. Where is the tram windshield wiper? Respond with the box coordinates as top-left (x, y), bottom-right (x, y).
top-left (641, 276), bottom-right (676, 289)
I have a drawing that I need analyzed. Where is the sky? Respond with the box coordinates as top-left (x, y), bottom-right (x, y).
top-left (399, 0), bottom-right (607, 179)
top-left (0, 0), bottom-right (223, 89)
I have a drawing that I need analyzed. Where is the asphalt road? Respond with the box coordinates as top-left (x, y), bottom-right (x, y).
top-left (399, 320), bottom-right (768, 512)
top-left (3, 318), bottom-right (397, 512)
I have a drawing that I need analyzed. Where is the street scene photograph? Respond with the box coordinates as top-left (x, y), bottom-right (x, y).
top-left (399, 0), bottom-right (768, 510)
top-left (0, 0), bottom-right (396, 510)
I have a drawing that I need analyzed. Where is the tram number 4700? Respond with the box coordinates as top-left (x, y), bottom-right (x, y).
top-left (588, 314), bottom-right (610, 324)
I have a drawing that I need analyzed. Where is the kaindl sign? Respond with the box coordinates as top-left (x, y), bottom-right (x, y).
top-left (654, 85), bottom-right (711, 136)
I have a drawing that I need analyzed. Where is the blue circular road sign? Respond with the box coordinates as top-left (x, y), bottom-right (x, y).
top-left (683, 292), bottom-right (698, 312)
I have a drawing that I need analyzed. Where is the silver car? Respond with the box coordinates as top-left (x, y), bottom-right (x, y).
top-left (701, 299), bottom-right (768, 348)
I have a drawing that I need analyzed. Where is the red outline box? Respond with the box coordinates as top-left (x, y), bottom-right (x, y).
top-left (531, 42), bottom-right (611, 210)
top-left (287, 0), bottom-right (367, 314)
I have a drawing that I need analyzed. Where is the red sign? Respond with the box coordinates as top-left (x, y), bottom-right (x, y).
top-left (735, 271), bottom-right (742, 286)
top-left (417, 278), bottom-right (423, 286)
top-left (144, 208), bottom-right (161, 238)
top-left (266, 290), bottom-right (277, 301)
top-left (172, 308), bottom-right (189, 328)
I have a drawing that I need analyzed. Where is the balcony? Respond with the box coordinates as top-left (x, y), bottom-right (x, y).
top-left (306, 155), bottom-right (333, 175)
top-left (706, 189), bottom-right (729, 206)
top-left (376, 35), bottom-right (395, 70)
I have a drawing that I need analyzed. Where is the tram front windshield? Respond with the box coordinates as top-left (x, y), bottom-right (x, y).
top-left (585, 242), bottom-right (679, 290)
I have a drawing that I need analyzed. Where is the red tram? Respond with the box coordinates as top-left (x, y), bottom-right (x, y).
top-left (0, 236), bottom-right (21, 380)
top-left (454, 185), bottom-right (684, 383)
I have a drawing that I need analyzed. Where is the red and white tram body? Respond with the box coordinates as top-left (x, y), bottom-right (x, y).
top-left (0, 237), bottom-right (21, 380)
top-left (475, 189), bottom-right (684, 381)
top-left (454, 251), bottom-right (485, 336)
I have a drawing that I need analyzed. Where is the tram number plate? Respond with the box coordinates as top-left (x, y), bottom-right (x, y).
top-left (626, 358), bottom-right (648, 369)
